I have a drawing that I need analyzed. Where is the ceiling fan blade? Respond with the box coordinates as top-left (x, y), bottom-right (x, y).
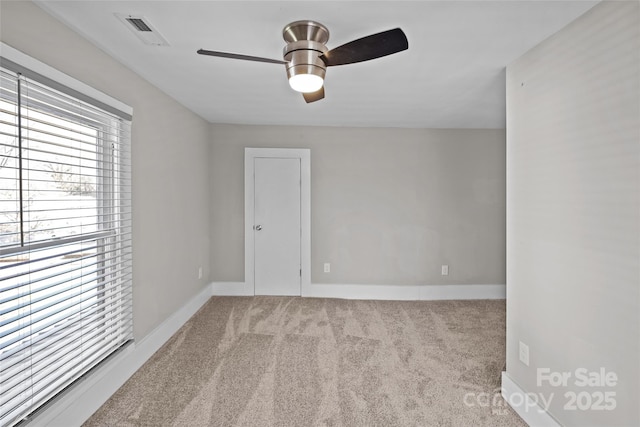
top-left (302, 87), bottom-right (325, 103)
top-left (319, 28), bottom-right (408, 67)
top-left (197, 49), bottom-right (286, 65)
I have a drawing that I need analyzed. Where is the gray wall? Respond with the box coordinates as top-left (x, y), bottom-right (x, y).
top-left (211, 124), bottom-right (506, 286)
top-left (506, 1), bottom-right (639, 425)
top-left (1, 1), bottom-right (212, 341)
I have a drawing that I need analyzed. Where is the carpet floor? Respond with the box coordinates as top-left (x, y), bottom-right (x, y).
top-left (84, 296), bottom-right (525, 426)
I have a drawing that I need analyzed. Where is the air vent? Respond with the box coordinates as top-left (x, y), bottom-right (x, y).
top-left (115, 14), bottom-right (170, 46)
top-left (126, 18), bottom-right (152, 32)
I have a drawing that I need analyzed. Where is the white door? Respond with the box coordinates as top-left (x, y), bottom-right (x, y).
top-left (253, 157), bottom-right (301, 295)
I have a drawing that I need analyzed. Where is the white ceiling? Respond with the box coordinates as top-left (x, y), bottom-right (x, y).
top-left (36, 1), bottom-right (598, 129)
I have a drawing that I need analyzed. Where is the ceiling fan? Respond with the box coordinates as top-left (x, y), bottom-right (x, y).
top-left (197, 20), bottom-right (408, 103)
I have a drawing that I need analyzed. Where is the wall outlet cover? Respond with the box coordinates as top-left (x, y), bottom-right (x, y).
top-left (519, 341), bottom-right (530, 366)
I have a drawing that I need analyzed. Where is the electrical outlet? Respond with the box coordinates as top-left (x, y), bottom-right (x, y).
top-left (519, 341), bottom-right (530, 366)
top-left (441, 265), bottom-right (449, 276)
top-left (324, 263), bottom-right (330, 273)
top-left (198, 267), bottom-right (203, 279)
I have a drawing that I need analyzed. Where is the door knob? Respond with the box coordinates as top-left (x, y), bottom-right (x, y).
top-left (255, 225), bottom-right (262, 231)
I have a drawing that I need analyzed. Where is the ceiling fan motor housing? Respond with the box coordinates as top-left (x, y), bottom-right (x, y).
top-left (282, 21), bottom-right (330, 86)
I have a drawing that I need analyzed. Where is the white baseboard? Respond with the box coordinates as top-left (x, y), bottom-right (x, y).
top-left (501, 371), bottom-right (560, 427)
top-left (210, 282), bottom-right (505, 300)
top-left (27, 284), bottom-right (213, 427)
top-left (306, 283), bottom-right (505, 300)
top-left (210, 281), bottom-right (253, 296)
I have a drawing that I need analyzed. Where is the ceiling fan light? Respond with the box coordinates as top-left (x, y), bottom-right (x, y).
top-left (289, 73), bottom-right (324, 93)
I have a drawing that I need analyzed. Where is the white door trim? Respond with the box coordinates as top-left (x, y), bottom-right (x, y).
top-left (245, 148), bottom-right (311, 296)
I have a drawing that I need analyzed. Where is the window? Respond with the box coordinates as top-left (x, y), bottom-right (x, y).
top-left (0, 63), bottom-right (132, 427)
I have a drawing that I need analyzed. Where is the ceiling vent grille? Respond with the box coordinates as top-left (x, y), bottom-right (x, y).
top-left (126, 18), bottom-right (152, 32)
top-left (115, 14), bottom-right (169, 46)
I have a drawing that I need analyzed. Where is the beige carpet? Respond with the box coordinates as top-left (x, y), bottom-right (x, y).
top-left (84, 297), bottom-right (525, 426)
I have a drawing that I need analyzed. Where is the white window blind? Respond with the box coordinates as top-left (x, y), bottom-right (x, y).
top-left (0, 67), bottom-right (132, 427)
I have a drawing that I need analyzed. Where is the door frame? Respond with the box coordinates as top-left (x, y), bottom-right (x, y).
top-left (245, 148), bottom-right (310, 296)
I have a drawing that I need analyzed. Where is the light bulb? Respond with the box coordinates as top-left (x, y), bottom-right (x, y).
top-left (289, 73), bottom-right (323, 93)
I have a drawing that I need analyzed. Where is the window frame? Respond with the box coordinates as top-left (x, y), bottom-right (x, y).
top-left (0, 43), bottom-right (133, 427)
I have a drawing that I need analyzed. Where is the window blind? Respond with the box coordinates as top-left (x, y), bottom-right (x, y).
top-left (0, 68), bottom-right (133, 427)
